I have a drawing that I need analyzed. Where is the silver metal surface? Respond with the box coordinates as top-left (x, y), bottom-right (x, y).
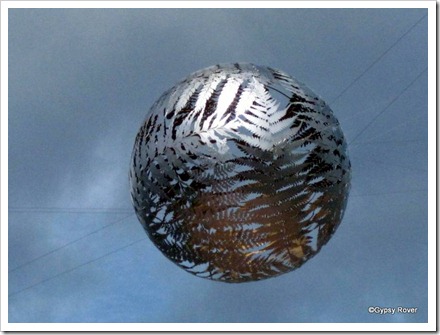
top-left (130, 63), bottom-right (351, 282)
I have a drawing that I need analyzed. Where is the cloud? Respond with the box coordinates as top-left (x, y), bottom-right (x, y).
top-left (8, 7), bottom-right (428, 324)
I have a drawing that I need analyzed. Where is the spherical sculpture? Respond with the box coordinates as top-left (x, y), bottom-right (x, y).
top-left (130, 63), bottom-right (351, 283)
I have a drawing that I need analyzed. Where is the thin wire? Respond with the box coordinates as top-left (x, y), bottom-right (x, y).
top-left (9, 236), bottom-right (147, 298)
top-left (9, 213), bottom-right (135, 273)
top-left (348, 67), bottom-right (427, 146)
top-left (350, 112), bottom-right (425, 146)
top-left (351, 189), bottom-right (426, 198)
top-left (9, 207), bottom-right (133, 214)
top-left (355, 156), bottom-right (427, 174)
top-left (340, 94), bottom-right (400, 124)
top-left (330, 13), bottom-right (427, 105)
top-left (350, 138), bottom-right (425, 147)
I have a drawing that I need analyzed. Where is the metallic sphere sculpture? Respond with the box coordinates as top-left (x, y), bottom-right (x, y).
top-left (130, 63), bottom-right (351, 283)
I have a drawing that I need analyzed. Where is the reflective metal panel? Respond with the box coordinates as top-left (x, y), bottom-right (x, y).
top-left (130, 63), bottom-right (351, 282)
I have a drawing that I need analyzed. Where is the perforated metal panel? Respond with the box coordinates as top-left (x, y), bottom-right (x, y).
top-left (130, 63), bottom-right (351, 282)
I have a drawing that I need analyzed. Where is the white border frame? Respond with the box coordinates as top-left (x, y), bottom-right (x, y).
top-left (1, 1), bottom-right (436, 332)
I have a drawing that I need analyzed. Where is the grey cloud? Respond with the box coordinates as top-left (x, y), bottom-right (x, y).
top-left (8, 8), bottom-right (428, 324)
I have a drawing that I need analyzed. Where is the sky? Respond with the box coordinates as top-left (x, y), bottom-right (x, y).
top-left (6, 5), bottom-right (430, 326)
